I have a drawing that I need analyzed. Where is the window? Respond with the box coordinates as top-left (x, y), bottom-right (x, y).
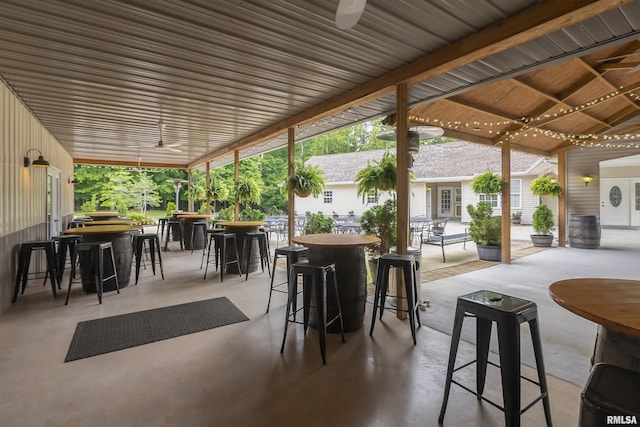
top-left (323, 190), bottom-right (333, 204)
top-left (366, 191), bottom-right (377, 204)
top-left (510, 179), bottom-right (522, 209)
top-left (478, 193), bottom-right (499, 208)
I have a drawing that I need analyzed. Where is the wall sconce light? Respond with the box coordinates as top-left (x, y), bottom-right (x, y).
top-left (68, 176), bottom-right (79, 184)
top-left (582, 175), bottom-right (594, 186)
top-left (23, 149), bottom-right (50, 168)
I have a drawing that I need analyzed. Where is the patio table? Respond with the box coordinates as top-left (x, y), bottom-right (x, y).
top-left (549, 278), bottom-right (640, 373)
top-left (177, 214), bottom-right (211, 250)
top-left (291, 233), bottom-right (380, 333)
top-left (64, 224), bottom-right (141, 291)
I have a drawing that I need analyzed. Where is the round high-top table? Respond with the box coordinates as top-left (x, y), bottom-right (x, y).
top-left (549, 278), bottom-right (640, 373)
top-left (82, 219), bottom-right (139, 226)
top-left (291, 233), bottom-right (380, 333)
top-left (217, 221), bottom-right (265, 274)
top-left (64, 224), bottom-right (141, 291)
top-left (84, 212), bottom-right (121, 220)
top-left (177, 214), bottom-right (211, 250)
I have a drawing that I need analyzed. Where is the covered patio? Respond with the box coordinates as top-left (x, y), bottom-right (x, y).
top-left (3, 2), bottom-right (640, 425)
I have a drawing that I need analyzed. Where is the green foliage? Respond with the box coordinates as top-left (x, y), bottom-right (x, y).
top-left (217, 205), bottom-right (234, 221)
top-left (471, 171), bottom-right (502, 195)
top-left (359, 199), bottom-right (397, 255)
top-left (286, 160), bottom-right (326, 198)
top-left (466, 201), bottom-right (501, 246)
top-left (240, 207), bottom-right (266, 221)
top-left (80, 195), bottom-right (99, 213)
top-left (530, 175), bottom-right (562, 197)
top-left (116, 201), bottom-right (128, 215)
top-left (127, 212), bottom-right (155, 225)
top-left (511, 211), bottom-right (522, 220)
top-left (532, 204), bottom-right (554, 235)
top-left (355, 151), bottom-right (398, 201)
top-left (165, 202), bottom-right (177, 215)
top-left (208, 176), bottom-right (229, 201)
top-left (303, 212), bottom-right (334, 234)
top-left (235, 176), bottom-right (262, 206)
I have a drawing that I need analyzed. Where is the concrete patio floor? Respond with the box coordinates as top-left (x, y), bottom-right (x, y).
top-left (2, 222), bottom-right (637, 426)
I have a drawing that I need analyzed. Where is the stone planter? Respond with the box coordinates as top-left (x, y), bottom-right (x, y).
top-left (476, 244), bottom-right (501, 262)
top-left (530, 234), bottom-right (553, 247)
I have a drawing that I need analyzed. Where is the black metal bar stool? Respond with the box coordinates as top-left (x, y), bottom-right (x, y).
top-left (66, 242), bottom-right (120, 305)
top-left (52, 234), bottom-right (82, 285)
top-left (243, 231), bottom-right (271, 281)
top-left (203, 232), bottom-right (241, 282)
top-left (13, 240), bottom-right (59, 302)
top-left (163, 219), bottom-right (184, 252)
top-left (190, 220), bottom-right (209, 254)
top-left (438, 290), bottom-right (552, 427)
top-left (267, 245), bottom-right (308, 313)
top-left (156, 217), bottom-right (169, 241)
top-left (281, 260), bottom-right (345, 365)
top-left (132, 233), bottom-right (164, 285)
top-left (200, 228), bottom-right (225, 269)
top-left (369, 252), bottom-right (421, 345)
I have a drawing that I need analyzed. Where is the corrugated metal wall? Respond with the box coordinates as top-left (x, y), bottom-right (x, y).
top-left (1, 79), bottom-right (74, 313)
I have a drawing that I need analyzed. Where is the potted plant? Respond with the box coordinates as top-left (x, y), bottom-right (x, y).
top-left (467, 201), bottom-right (502, 261)
top-left (355, 151), bottom-right (410, 201)
top-left (467, 171), bottom-right (502, 261)
top-left (359, 199), bottom-right (397, 283)
top-left (511, 211), bottom-right (522, 224)
top-left (235, 176), bottom-right (262, 210)
top-left (530, 175), bottom-right (562, 197)
top-left (286, 160), bottom-right (326, 198)
top-left (531, 204), bottom-right (554, 247)
top-left (207, 176), bottom-right (229, 213)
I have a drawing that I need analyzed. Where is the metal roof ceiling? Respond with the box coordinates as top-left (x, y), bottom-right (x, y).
top-left (1, 0), bottom-right (639, 170)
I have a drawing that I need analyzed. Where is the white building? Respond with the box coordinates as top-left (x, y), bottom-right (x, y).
top-left (295, 141), bottom-right (555, 224)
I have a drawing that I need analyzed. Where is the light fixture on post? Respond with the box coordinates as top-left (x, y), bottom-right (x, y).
top-left (582, 175), bottom-right (594, 186)
top-left (23, 149), bottom-right (50, 168)
top-left (68, 176), bottom-right (79, 184)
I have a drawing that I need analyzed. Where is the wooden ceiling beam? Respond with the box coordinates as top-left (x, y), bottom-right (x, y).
top-left (74, 158), bottom-right (187, 169)
top-left (190, 0), bottom-right (632, 168)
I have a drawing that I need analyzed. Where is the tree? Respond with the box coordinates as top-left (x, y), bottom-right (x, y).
top-left (132, 172), bottom-right (161, 215)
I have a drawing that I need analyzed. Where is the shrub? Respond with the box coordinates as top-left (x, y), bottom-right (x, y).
top-left (128, 212), bottom-right (155, 225)
top-left (303, 212), bottom-right (334, 234)
top-left (240, 207), bottom-right (266, 221)
top-left (532, 204), bottom-right (554, 235)
top-left (359, 199), bottom-right (397, 256)
top-left (467, 201), bottom-right (501, 246)
top-left (165, 202), bottom-right (177, 215)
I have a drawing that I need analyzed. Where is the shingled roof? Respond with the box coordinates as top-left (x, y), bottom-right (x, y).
top-left (306, 141), bottom-right (543, 183)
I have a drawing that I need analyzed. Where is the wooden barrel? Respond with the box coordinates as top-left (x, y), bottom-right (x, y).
top-left (592, 326), bottom-right (640, 373)
top-left (79, 232), bottom-right (133, 292)
top-left (307, 246), bottom-right (367, 333)
top-left (224, 226), bottom-right (260, 274)
top-left (569, 215), bottom-right (601, 249)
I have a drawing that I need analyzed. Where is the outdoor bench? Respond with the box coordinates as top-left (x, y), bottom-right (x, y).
top-left (422, 231), bottom-right (470, 263)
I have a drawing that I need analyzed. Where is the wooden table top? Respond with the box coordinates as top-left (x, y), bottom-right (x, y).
top-left (82, 219), bottom-right (139, 226)
top-left (549, 278), bottom-right (640, 338)
top-left (84, 212), bottom-right (121, 219)
top-left (292, 233), bottom-right (380, 248)
top-left (218, 221), bottom-right (265, 227)
top-left (176, 214), bottom-right (211, 219)
top-left (64, 224), bottom-right (141, 235)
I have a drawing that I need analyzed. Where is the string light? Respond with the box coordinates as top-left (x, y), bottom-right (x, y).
top-left (408, 83), bottom-right (640, 149)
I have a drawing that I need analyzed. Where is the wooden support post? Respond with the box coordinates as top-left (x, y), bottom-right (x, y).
top-left (187, 168), bottom-right (194, 212)
top-left (205, 162), bottom-right (211, 215)
top-left (234, 150), bottom-right (240, 221)
top-left (396, 83), bottom-right (409, 319)
top-left (558, 151), bottom-right (567, 247)
top-left (501, 140), bottom-right (511, 264)
top-left (288, 127), bottom-right (295, 245)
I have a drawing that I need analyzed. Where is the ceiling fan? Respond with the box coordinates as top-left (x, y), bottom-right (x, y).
top-left (140, 119), bottom-right (183, 153)
top-left (335, 0), bottom-right (367, 29)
